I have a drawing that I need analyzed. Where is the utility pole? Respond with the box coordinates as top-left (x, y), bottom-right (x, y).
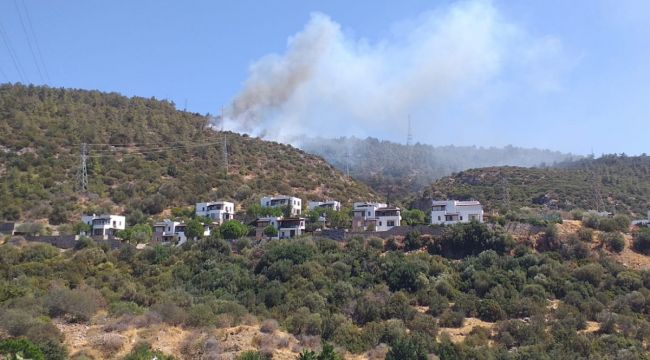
top-left (406, 114), bottom-right (413, 147)
top-left (501, 175), bottom-right (510, 212)
top-left (78, 142), bottom-right (88, 192)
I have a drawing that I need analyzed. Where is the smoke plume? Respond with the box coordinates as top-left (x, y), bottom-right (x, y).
top-left (223, 0), bottom-right (569, 144)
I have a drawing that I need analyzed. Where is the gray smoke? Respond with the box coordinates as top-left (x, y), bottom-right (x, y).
top-left (223, 0), bottom-right (570, 144)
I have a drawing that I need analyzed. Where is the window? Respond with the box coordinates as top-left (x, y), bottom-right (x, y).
top-left (379, 221), bottom-right (382, 226)
top-left (438, 216), bottom-right (441, 221)
top-left (460, 216), bottom-right (463, 221)
top-left (367, 211), bottom-right (371, 216)
top-left (387, 220), bottom-right (395, 227)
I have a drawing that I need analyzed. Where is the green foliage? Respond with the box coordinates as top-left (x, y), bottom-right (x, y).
top-left (386, 338), bottom-right (428, 360)
top-left (44, 286), bottom-right (104, 322)
top-left (402, 209), bottom-right (427, 226)
top-left (421, 155), bottom-right (650, 215)
top-left (122, 342), bottom-right (174, 360)
top-left (184, 219), bottom-right (205, 240)
top-left (428, 222), bottom-right (514, 258)
top-left (118, 223), bottom-right (153, 244)
top-left (238, 351), bottom-right (263, 360)
top-left (220, 220), bottom-right (249, 240)
top-left (0, 84), bottom-right (378, 222)
top-left (263, 224), bottom-right (278, 238)
top-left (633, 228), bottom-right (650, 254)
top-left (0, 338), bottom-right (45, 360)
top-left (316, 343), bottom-right (343, 360)
top-left (601, 232), bottom-right (625, 253)
top-left (73, 222), bottom-right (92, 235)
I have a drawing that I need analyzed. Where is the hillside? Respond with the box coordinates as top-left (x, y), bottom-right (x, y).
top-left (0, 84), bottom-right (378, 224)
top-left (421, 155), bottom-right (650, 216)
top-left (300, 136), bottom-right (577, 196)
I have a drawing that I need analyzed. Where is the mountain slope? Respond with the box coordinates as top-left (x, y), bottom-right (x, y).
top-left (300, 136), bottom-right (577, 196)
top-left (420, 155), bottom-right (650, 216)
top-left (0, 84), bottom-right (378, 223)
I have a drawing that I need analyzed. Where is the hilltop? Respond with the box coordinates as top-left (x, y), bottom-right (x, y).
top-left (0, 84), bottom-right (378, 224)
top-left (420, 155), bottom-right (650, 216)
top-left (300, 136), bottom-right (577, 197)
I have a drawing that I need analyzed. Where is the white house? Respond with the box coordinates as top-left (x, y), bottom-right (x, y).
top-left (375, 207), bottom-right (402, 232)
top-left (431, 200), bottom-right (484, 225)
top-left (278, 218), bottom-right (306, 239)
top-left (352, 202), bottom-right (387, 231)
top-left (152, 219), bottom-right (210, 245)
top-left (80, 214), bottom-right (125, 238)
top-left (308, 200), bottom-right (341, 212)
top-left (261, 195), bottom-right (302, 216)
top-left (195, 201), bottom-right (235, 224)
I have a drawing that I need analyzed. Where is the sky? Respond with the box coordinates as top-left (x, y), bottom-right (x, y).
top-left (0, 0), bottom-right (648, 155)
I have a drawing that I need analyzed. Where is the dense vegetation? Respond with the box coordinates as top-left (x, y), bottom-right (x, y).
top-left (419, 155), bottom-right (650, 216)
top-left (3, 220), bottom-right (650, 359)
top-left (0, 84), bottom-right (378, 224)
top-left (301, 137), bottom-right (576, 197)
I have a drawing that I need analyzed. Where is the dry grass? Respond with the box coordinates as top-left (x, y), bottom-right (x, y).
top-left (438, 317), bottom-right (495, 343)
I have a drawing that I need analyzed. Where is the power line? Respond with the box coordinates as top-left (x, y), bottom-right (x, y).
top-left (0, 19), bottom-right (27, 82)
top-left (14, 0), bottom-right (44, 82)
top-left (77, 143), bottom-right (88, 192)
top-left (20, 0), bottom-right (50, 82)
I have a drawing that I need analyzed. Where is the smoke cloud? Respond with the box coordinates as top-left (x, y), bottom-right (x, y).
top-left (223, 0), bottom-right (570, 144)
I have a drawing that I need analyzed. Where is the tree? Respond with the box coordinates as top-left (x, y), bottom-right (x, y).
top-left (317, 343), bottom-right (343, 360)
top-left (633, 228), bottom-right (650, 254)
top-left (184, 219), bottom-right (205, 240)
top-left (129, 223), bottom-right (152, 244)
top-left (386, 338), bottom-right (427, 360)
top-left (220, 220), bottom-right (249, 240)
top-left (263, 225), bottom-right (278, 239)
top-left (403, 209), bottom-right (426, 225)
top-left (73, 221), bottom-right (92, 235)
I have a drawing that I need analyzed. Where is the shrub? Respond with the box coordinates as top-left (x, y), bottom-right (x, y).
top-left (602, 232), bottom-right (625, 253)
top-left (438, 310), bottom-right (465, 328)
top-left (260, 319), bottom-right (279, 334)
top-left (44, 286), bottom-right (104, 322)
top-left (94, 333), bottom-right (125, 355)
top-left (187, 304), bottom-right (216, 327)
top-left (478, 299), bottom-right (506, 322)
top-left (633, 228), bottom-right (650, 254)
top-left (0, 338), bottom-right (45, 360)
top-left (238, 350), bottom-right (263, 360)
top-left (386, 337), bottom-right (428, 360)
top-left (577, 228), bottom-right (593, 242)
top-left (122, 342), bottom-right (174, 360)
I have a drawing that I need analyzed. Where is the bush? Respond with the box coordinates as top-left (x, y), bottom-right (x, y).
top-left (0, 338), bottom-right (45, 360)
top-left (577, 228), bottom-right (593, 242)
top-left (44, 286), bottom-right (104, 322)
top-left (602, 232), bottom-right (625, 253)
top-left (478, 299), bottom-right (506, 322)
top-left (633, 228), bottom-right (650, 254)
top-left (438, 310), bottom-right (465, 328)
top-left (385, 338), bottom-right (427, 360)
top-left (122, 342), bottom-right (174, 360)
top-left (94, 333), bottom-right (125, 355)
top-left (260, 319), bottom-right (279, 334)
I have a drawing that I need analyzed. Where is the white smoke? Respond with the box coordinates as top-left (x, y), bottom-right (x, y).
top-left (223, 0), bottom-right (570, 144)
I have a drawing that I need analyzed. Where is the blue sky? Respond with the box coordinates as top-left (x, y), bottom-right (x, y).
top-left (0, 0), bottom-right (648, 155)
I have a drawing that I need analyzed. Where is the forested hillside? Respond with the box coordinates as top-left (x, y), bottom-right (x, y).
top-left (301, 137), bottom-right (576, 196)
top-left (0, 84), bottom-right (377, 223)
top-left (421, 155), bottom-right (650, 216)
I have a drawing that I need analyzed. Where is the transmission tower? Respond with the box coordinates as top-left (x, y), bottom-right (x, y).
top-left (345, 148), bottom-right (350, 177)
top-left (77, 142), bottom-right (88, 192)
top-left (407, 115), bottom-right (413, 146)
